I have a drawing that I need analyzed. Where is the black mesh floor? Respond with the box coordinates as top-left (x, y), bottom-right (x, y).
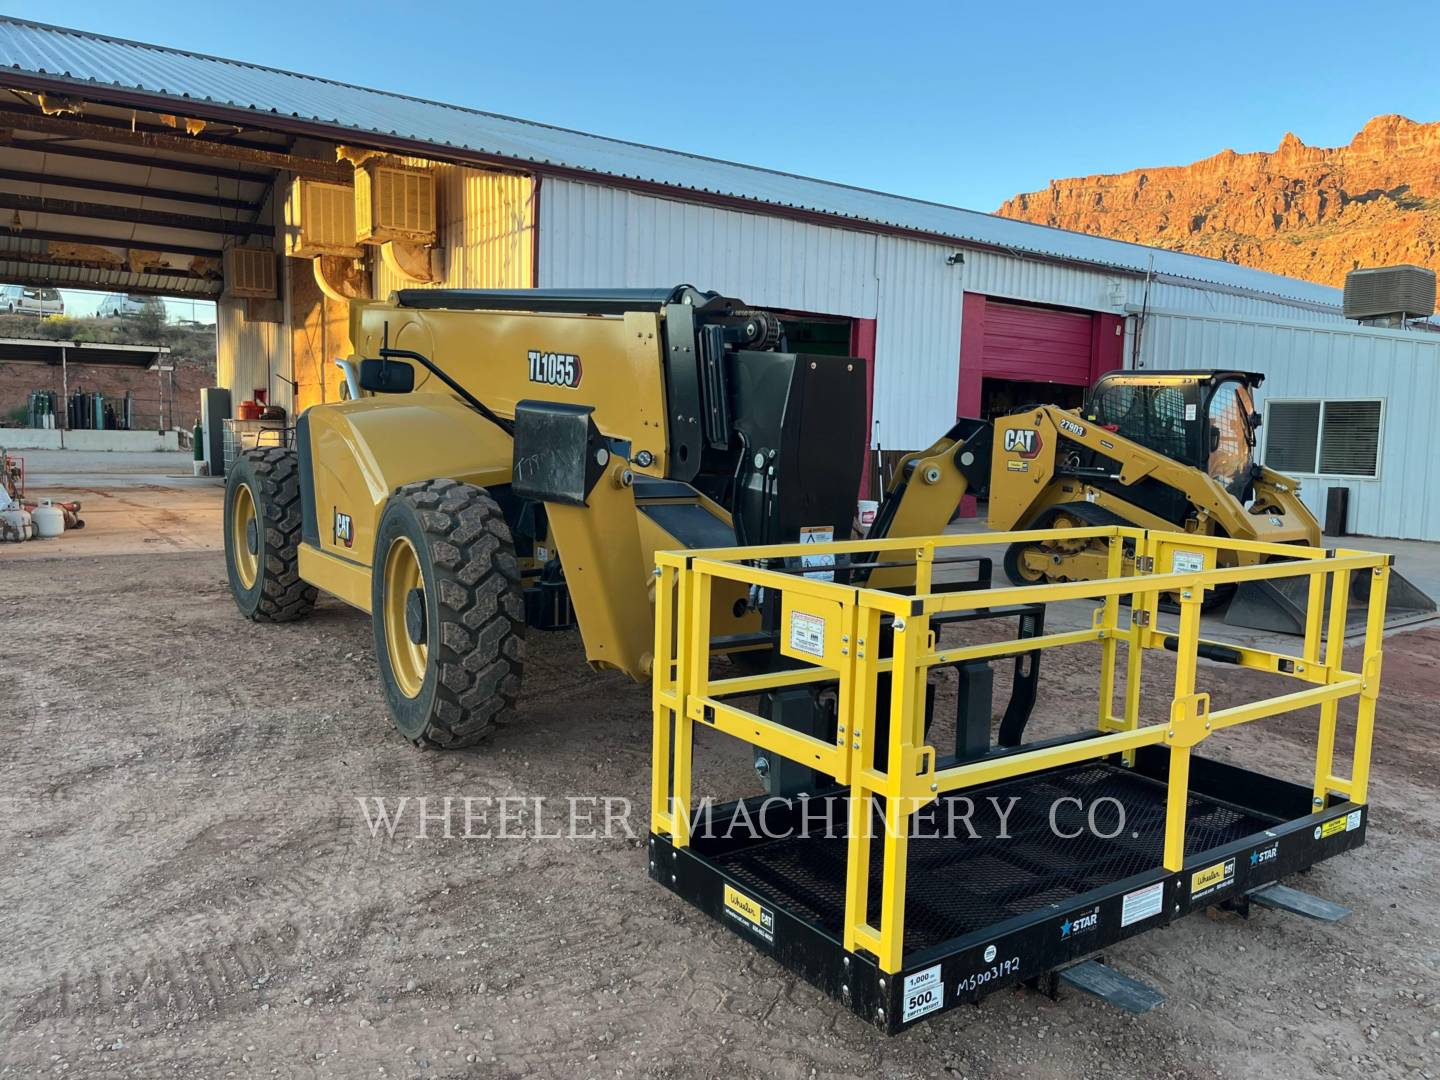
top-left (707, 762), bottom-right (1278, 957)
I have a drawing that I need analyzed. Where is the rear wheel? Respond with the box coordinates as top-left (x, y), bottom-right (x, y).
top-left (224, 447), bottom-right (316, 622)
top-left (372, 479), bottom-right (525, 749)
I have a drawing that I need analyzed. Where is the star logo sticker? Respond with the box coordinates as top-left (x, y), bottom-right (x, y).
top-left (1060, 919), bottom-right (1071, 938)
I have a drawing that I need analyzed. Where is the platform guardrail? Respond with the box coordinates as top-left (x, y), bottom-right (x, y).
top-left (650, 526), bottom-right (1391, 974)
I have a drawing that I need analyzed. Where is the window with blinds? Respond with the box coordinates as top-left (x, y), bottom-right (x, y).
top-left (1264, 399), bottom-right (1382, 477)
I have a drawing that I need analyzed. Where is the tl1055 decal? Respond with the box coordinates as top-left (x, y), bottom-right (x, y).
top-left (528, 349), bottom-right (583, 389)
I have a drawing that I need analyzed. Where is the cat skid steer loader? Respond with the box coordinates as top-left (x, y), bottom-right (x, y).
top-left (884, 368), bottom-right (1433, 633)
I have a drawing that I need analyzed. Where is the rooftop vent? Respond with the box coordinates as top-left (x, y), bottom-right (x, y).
top-left (1343, 264), bottom-right (1436, 325)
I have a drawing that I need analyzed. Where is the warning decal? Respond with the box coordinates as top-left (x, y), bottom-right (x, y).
top-left (788, 611), bottom-right (826, 658)
top-left (1171, 550), bottom-right (1206, 574)
top-left (799, 526), bottom-right (835, 581)
top-left (1121, 881), bottom-right (1164, 927)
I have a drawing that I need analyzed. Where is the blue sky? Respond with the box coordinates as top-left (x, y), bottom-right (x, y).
top-left (9, 0), bottom-right (1438, 213)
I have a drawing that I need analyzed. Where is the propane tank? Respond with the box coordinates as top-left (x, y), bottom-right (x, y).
top-left (0, 506), bottom-right (32, 542)
top-left (32, 499), bottom-right (65, 539)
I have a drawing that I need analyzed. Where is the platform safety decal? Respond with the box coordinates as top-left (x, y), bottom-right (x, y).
top-left (1315, 809), bottom-right (1362, 840)
top-left (788, 611), bottom-right (826, 658)
top-left (902, 964), bottom-right (944, 1022)
top-left (1120, 881), bottom-right (1164, 927)
top-left (722, 884), bottom-right (774, 945)
top-left (1190, 857), bottom-right (1236, 901)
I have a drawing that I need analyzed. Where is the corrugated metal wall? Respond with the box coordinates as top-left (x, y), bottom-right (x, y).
top-left (539, 179), bottom-right (965, 447)
top-left (872, 237), bottom-right (963, 445)
top-left (960, 249), bottom-right (1345, 326)
top-left (1141, 310), bottom-right (1440, 540)
top-left (216, 298), bottom-right (285, 410)
top-left (538, 179), bottom-right (878, 317)
top-left (373, 165), bottom-right (534, 297)
top-left (537, 178), bottom-right (1354, 453)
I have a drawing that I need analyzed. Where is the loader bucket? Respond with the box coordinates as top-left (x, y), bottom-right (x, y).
top-left (1224, 564), bottom-right (1436, 636)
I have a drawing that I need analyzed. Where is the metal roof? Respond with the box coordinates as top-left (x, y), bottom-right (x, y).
top-left (0, 335), bottom-right (169, 367)
top-left (0, 16), bottom-right (1342, 308)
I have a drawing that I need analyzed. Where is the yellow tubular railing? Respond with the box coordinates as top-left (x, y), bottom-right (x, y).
top-left (650, 526), bottom-right (1393, 974)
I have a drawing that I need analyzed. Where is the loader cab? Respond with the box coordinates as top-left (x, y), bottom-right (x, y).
top-left (1085, 370), bottom-right (1263, 500)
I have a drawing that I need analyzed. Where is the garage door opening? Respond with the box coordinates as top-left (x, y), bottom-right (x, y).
top-left (980, 376), bottom-right (1084, 419)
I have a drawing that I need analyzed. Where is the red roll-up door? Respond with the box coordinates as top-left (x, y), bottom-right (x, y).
top-left (956, 294), bottom-right (1125, 418)
top-left (982, 300), bottom-right (1094, 384)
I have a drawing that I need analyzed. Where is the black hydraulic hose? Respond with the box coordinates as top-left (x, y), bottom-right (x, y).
top-left (730, 432), bottom-right (751, 547)
top-left (378, 345), bottom-right (515, 438)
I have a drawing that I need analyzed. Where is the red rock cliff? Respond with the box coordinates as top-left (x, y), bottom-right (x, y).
top-left (996, 115), bottom-right (1440, 288)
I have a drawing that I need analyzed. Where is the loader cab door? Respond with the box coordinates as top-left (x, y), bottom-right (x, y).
top-left (1202, 377), bottom-right (1259, 500)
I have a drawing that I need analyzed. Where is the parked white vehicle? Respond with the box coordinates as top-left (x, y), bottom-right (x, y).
top-left (0, 284), bottom-right (64, 316)
top-left (98, 292), bottom-right (162, 319)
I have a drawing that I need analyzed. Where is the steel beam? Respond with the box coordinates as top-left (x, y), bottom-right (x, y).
top-left (0, 108), bottom-right (351, 182)
top-left (0, 225), bottom-right (221, 259)
top-left (1, 133), bottom-right (273, 183)
top-left (0, 192), bottom-right (273, 237)
top-left (0, 166), bottom-right (259, 211)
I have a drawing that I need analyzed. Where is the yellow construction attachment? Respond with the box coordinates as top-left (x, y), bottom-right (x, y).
top-left (651, 526), bottom-right (1390, 975)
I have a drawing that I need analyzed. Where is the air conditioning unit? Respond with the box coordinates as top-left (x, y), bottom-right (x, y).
top-left (223, 245), bottom-right (277, 299)
top-left (355, 160), bottom-right (436, 245)
top-left (1343, 264), bottom-right (1436, 322)
top-left (285, 178), bottom-right (361, 258)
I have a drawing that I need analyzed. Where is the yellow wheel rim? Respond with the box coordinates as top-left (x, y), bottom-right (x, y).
top-left (382, 536), bottom-right (428, 699)
top-left (231, 482), bottom-right (260, 589)
top-left (1013, 546), bottom-right (1048, 582)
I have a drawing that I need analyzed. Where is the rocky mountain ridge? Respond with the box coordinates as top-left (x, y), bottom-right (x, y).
top-left (996, 115), bottom-right (1440, 288)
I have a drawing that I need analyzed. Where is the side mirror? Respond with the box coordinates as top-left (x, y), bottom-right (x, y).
top-left (1210, 424), bottom-right (1221, 452)
top-left (1249, 411), bottom-right (1263, 429)
top-left (359, 358), bottom-right (414, 394)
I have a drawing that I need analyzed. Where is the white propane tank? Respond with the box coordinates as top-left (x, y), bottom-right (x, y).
top-left (0, 507), bottom-right (32, 542)
top-left (32, 499), bottom-right (65, 539)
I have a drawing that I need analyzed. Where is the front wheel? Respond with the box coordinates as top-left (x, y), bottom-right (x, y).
top-left (372, 479), bottom-right (525, 749)
top-left (224, 447), bottom-right (317, 622)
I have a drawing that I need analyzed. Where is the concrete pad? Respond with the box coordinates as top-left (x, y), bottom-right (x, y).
top-left (3, 448), bottom-right (221, 559)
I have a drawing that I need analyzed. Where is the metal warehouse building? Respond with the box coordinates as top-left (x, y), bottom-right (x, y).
top-left (1, 17), bottom-right (1437, 537)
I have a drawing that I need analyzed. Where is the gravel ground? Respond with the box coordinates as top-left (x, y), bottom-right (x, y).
top-left (1, 550), bottom-right (1438, 1079)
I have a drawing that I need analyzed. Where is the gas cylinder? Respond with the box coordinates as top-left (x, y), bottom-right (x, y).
top-left (32, 499), bottom-right (65, 539)
top-left (0, 506), bottom-right (32, 542)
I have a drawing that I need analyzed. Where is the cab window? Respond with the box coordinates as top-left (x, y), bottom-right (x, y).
top-left (1088, 382), bottom-right (1193, 463)
top-left (1206, 380), bottom-right (1256, 498)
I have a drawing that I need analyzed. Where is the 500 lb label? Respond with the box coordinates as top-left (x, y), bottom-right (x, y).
top-left (902, 964), bottom-right (943, 1022)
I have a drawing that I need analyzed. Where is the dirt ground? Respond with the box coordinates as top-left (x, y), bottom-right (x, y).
top-left (2, 544), bottom-right (1439, 1079)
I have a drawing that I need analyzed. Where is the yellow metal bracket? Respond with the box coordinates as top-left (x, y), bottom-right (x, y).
top-left (1165, 691), bottom-right (1212, 748)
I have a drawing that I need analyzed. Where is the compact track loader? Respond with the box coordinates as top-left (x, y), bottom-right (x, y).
top-left (885, 368), bottom-right (1432, 633)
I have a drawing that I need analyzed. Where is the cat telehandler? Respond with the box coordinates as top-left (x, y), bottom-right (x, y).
top-left (223, 286), bottom-right (1430, 748)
